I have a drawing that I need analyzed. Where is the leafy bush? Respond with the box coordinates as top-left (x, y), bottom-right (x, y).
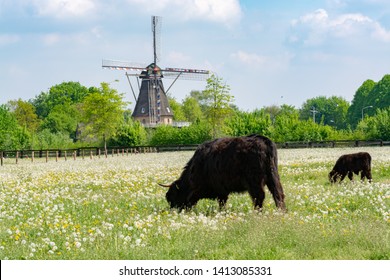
top-left (109, 119), bottom-right (147, 147)
top-left (356, 107), bottom-right (390, 140)
top-left (150, 122), bottom-right (212, 145)
top-left (33, 129), bottom-right (74, 150)
top-left (224, 110), bottom-right (272, 137)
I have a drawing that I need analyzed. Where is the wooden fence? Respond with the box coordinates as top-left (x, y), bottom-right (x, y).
top-left (0, 140), bottom-right (389, 166)
top-left (277, 139), bottom-right (389, 149)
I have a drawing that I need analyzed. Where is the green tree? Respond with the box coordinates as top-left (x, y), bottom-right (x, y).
top-left (347, 79), bottom-right (376, 128)
top-left (41, 103), bottom-right (80, 139)
top-left (202, 74), bottom-right (234, 138)
top-left (189, 90), bottom-right (209, 114)
top-left (182, 95), bottom-right (204, 123)
top-left (32, 81), bottom-right (90, 118)
top-left (300, 96), bottom-right (349, 129)
top-left (168, 96), bottom-right (186, 121)
top-left (366, 74), bottom-right (390, 113)
top-left (7, 99), bottom-right (40, 133)
top-left (0, 105), bottom-right (30, 150)
top-left (81, 82), bottom-right (127, 150)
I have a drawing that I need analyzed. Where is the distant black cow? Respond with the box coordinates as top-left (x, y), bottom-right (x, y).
top-left (329, 152), bottom-right (372, 183)
top-left (160, 134), bottom-right (286, 211)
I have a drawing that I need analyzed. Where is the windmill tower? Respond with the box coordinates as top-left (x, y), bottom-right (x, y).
top-left (102, 16), bottom-right (209, 127)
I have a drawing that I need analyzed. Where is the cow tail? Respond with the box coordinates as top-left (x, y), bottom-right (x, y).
top-left (268, 142), bottom-right (286, 210)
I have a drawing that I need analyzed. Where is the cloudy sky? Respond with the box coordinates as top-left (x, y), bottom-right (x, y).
top-left (1, 0), bottom-right (389, 110)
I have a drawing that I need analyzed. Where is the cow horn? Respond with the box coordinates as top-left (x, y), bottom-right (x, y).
top-left (158, 183), bottom-right (171, 188)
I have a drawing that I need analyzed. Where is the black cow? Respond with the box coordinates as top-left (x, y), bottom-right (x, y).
top-left (329, 152), bottom-right (372, 183)
top-left (160, 134), bottom-right (286, 211)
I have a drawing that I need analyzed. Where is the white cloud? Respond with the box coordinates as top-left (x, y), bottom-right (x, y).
top-left (127, 0), bottom-right (242, 26)
top-left (231, 50), bottom-right (267, 66)
top-left (230, 51), bottom-right (293, 71)
top-left (31, 0), bottom-right (95, 18)
top-left (166, 51), bottom-right (191, 65)
top-left (0, 34), bottom-right (20, 46)
top-left (91, 26), bottom-right (102, 38)
top-left (40, 32), bottom-right (95, 47)
top-left (42, 33), bottom-right (61, 45)
top-left (371, 21), bottom-right (390, 42)
top-left (290, 8), bottom-right (390, 46)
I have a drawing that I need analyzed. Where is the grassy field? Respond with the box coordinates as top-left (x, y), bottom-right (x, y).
top-left (0, 147), bottom-right (389, 260)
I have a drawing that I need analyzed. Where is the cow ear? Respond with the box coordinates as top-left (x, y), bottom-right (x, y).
top-left (158, 183), bottom-right (171, 188)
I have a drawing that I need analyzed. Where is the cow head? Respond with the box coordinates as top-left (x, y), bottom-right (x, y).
top-left (328, 170), bottom-right (337, 183)
top-left (159, 180), bottom-right (194, 210)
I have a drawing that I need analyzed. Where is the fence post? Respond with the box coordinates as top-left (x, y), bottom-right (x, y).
top-left (64, 151), bottom-right (67, 161)
top-left (73, 151), bottom-right (76, 160)
top-left (16, 151), bottom-right (19, 164)
top-left (46, 150), bottom-right (49, 163)
top-left (0, 151), bottom-right (3, 166)
top-left (90, 150), bottom-right (93, 159)
top-left (32, 151), bottom-right (34, 163)
top-left (56, 151), bottom-right (58, 162)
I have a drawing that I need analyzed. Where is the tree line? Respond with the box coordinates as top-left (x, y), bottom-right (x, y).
top-left (1, 74), bottom-right (389, 151)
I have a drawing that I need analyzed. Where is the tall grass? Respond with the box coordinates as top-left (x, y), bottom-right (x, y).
top-left (0, 147), bottom-right (389, 259)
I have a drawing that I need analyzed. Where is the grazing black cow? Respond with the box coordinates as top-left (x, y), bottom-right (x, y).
top-left (160, 134), bottom-right (286, 211)
top-left (329, 152), bottom-right (372, 183)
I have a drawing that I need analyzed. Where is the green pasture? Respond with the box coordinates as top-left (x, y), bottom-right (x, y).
top-left (0, 147), bottom-right (389, 259)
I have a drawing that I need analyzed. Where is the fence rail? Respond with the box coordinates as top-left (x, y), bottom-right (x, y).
top-left (1, 140), bottom-right (389, 166)
top-left (277, 139), bottom-right (389, 149)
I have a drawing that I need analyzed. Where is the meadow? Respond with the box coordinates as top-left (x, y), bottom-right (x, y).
top-left (0, 147), bottom-right (389, 260)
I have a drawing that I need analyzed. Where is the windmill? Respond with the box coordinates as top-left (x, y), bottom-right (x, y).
top-left (102, 16), bottom-right (209, 127)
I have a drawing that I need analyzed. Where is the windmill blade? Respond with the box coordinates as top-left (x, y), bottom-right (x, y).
top-left (152, 16), bottom-right (162, 64)
top-left (162, 67), bottom-right (210, 81)
top-left (102, 59), bottom-right (146, 71)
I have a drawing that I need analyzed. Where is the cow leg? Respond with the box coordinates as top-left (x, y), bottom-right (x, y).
top-left (249, 187), bottom-right (265, 210)
top-left (367, 169), bottom-right (372, 183)
top-left (217, 196), bottom-right (228, 209)
top-left (360, 171), bottom-right (366, 182)
top-left (339, 173), bottom-right (347, 182)
top-left (348, 172), bottom-right (353, 181)
top-left (245, 177), bottom-right (266, 210)
top-left (361, 169), bottom-right (372, 183)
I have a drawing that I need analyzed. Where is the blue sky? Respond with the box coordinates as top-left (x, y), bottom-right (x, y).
top-left (1, 0), bottom-right (389, 111)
